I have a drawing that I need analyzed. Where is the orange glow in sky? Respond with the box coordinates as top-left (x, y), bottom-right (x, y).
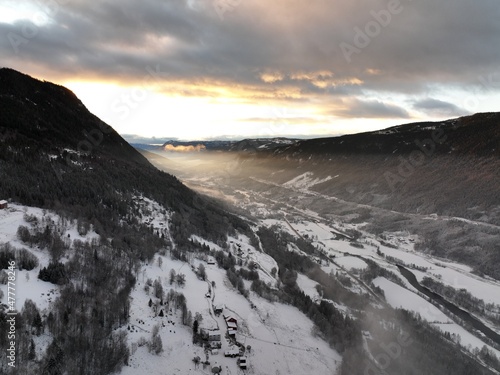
top-left (1, 0), bottom-right (499, 139)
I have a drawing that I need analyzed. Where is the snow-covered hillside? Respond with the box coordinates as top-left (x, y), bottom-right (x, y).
top-left (121, 240), bottom-right (341, 375)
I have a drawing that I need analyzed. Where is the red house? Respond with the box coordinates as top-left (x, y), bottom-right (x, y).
top-left (0, 200), bottom-right (7, 209)
top-left (224, 315), bottom-right (238, 330)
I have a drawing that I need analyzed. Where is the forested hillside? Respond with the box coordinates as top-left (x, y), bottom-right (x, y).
top-left (0, 69), bottom-right (250, 374)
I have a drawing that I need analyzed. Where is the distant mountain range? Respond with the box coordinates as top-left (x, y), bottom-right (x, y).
top-left (140, 111), bottom-right (500, 229)
top-left (133, 138), bottom-right (299, 153)
top-left (141, 111), bottom-right (500, 279)
top-left (274, 113), bottom-right (499, 158)
top-left (265, 112), bottom-right (500, 222)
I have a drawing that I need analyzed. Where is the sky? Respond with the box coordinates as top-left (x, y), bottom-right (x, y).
top-left (0, 0), bottom-right (499, 140)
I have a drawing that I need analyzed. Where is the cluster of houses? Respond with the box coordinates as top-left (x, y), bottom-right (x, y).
top-left (202, 306), bottom-right (247, 370)
top-left (204, 314), bottom-right (238, 342)
top-left (223, 315), bottom-right (248, 369)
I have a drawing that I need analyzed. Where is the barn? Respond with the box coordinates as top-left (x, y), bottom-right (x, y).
top-left (238, 356), bottom-right (247, 369)
top-left (214, 304), bottom-right (224, 315)
top-left (208, 330), bottom-right (221, 341)
top-left (0, 200), bottom-right (7, 209)
top-left (224, 315), bottom-right (237, 327)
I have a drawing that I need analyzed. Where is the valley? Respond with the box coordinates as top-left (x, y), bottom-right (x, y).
top-left (0, 69), bottom-right (498, 374)
top-left (141, 146), bottom-right (500, 373)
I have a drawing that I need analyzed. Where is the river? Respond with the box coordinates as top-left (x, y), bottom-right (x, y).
top-left (397, 264), bottom-right (500, 347)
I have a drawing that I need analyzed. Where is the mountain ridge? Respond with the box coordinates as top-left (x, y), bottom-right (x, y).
top-left (0, 67), bottom-right (148, 165)
top-left (273, 112), bottom-right (500, 158)
top-left (0, 67), bottom-right (247, 245)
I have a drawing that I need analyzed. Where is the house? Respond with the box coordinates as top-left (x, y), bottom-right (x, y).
top-left (208, 330), bottom-right (221, 341)
top-left (210, 341), bottom-right (222, 349)
top-left (224, 315), bottom-right (238, 335)
top-left (0, 200), bottom-right (8, 209)
top-left (224, 315), bottom-right (237, 327)
top-left (224, 349), bottom-right (240, 357)
top-left (207, 257), bottom-right (216, 265)
top-left (214, 305), bottom-right (224, 315)
top-left (238, 356), bottom-right (247, 369)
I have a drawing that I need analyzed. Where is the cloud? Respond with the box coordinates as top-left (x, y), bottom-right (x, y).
top-left (2, 1), bottom-right (499, 85)
top-left (336, 99), bottom-right (410, 119)
top-left (0, 0), bottom-right (498, 131)
top-left (164, 144), bottom-right (206, 152)
top-left (413, 98), bottom-right (470, 117)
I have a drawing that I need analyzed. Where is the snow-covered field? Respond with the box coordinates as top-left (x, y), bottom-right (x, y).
top-left (283, 172), bottom-right (333, 190)
top-left (335, 256), bottom-right (368, 270)
top-left (122, 252), bottom-right (341, 375)
top-left (296, 273), bottom-right (320, 301)
top-left (0, 204), bottom-right (98, 312)
top-left (3, 191), bottom-right (500, 374)
top-left (0, 203), bottom-right (101, 361)
top-left (278, 216), bottom-right (500, 311)
top-left (373, 277), bottom-right (500, 358)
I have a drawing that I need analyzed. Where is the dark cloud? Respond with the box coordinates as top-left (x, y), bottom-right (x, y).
top-left (0, 0), bottom-right (499, 119)
top-left (413, 98), bottom-right (470, 117)
top-left (336, 99), bottom-right (410, 119)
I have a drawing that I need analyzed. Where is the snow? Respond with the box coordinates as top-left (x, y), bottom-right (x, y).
top-left (373, 277), bottom-right (500, 358)
top-left (122, 254), bottom-right (341, 375)
top-left (191, 235), bottom-right (222, 251)
top-left (321, 263), bottom-right (340, 275)
top-left (335, 256), bottom-right (368, 270)
top-left (283, 172), bottom-right (333, 190)
top-left (4, 192), bottom-right (498, 374)
top-left (0, 204), bottom-right (43, 243)
top-left (373, 277), bottom-right (450, 322)
top-left (294, 216), bottom-right (500, 309)
top-left (292, 220), bottom-right (334, 240)
top-left (266, 215), bottom-right (500, 318)
top-left (373, 239), bottom-right (500, 306)
top-left (420, 267), bottom-right (500, 307)
top-left (0, 203), bottom-right (105, 362)
top-left (2, 269), bottom-right (59, 313)
top-left (248, 251), bottom-right (278, 285)
top-left (296, 273), bottom-right (320, 300)
top-left (0, 203), bottom-right (102, 312)
top-left (228, 234), bottom-right (279, 285)
top-left (241, 297), bottom-right (341, 374)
